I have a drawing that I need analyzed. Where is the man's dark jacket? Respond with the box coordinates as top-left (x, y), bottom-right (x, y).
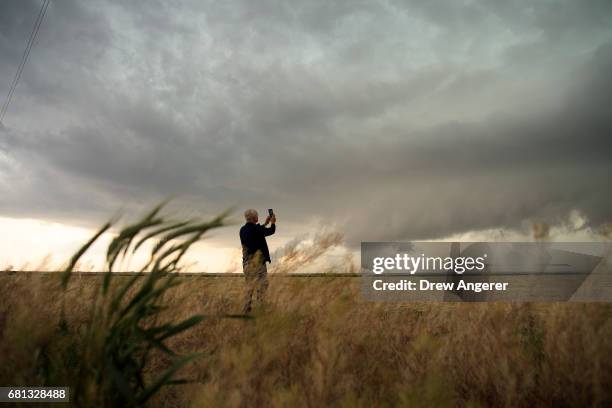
top-left (240, 222), bottom-right (276, 264)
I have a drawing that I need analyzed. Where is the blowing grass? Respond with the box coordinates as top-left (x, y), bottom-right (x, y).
top-left (0, 207), bottom-right (611, 407)
top-left (1, 273), bottom-right (611, 407)
top-left (1, 204), bottom-right (231, 406)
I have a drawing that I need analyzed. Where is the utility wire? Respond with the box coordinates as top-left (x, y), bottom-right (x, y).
top-left (0, 0), bottom-right (49, 123)
top-left (0, 0), bottom-right (50, 125)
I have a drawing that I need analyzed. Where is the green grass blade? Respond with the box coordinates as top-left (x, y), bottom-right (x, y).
top-left (156, 315), bottom-right (205, 341)
top-left (62, 221), bottom-right (111, 288)
top-left (136, 353), bottom-right (202, 404)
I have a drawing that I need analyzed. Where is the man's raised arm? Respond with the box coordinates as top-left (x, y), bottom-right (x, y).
top-left (263, 223), bottom-right (275, 236)
top-left (262, 215), bottom-right (276, 236)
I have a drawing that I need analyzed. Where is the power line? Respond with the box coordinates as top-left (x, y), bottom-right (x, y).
top-left (0, 0), bottom-right (50, 125)
top-left (0, 0), bottom-right (49, 124)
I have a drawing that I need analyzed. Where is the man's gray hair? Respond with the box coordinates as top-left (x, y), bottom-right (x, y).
top-left (244, 208), bottom-right (258, 222)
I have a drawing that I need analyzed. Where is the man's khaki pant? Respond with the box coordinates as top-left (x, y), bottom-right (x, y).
top-left (242, 251), bottom-right (268, 314)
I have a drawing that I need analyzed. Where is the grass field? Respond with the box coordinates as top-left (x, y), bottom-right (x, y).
top-left (1, 271), bottom-right (611, 407)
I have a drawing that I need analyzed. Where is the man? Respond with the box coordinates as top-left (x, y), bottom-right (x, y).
top-left (240, 208), bottom-right (276, 314)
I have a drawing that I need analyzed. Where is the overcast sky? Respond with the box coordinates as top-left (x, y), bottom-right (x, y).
top-left (1, 0), bottom-right (611, 262)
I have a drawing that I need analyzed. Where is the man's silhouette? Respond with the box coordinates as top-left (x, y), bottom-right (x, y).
top-left (240, 209), bottom-right (276, 313)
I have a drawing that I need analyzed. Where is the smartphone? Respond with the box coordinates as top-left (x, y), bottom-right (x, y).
top-left (268, 208), bottom-right (274, 216)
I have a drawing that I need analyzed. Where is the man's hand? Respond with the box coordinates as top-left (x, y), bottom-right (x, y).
top-left (263, 214), bottom-right (276, 226)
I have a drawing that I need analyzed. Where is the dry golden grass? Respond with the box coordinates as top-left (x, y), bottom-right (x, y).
top-left (1, 272), bottom-right (610, 407)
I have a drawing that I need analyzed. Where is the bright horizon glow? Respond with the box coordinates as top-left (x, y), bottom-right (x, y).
top-left (1, 210), bottom-right (608, 273)
top-left (0, 216), bottom-right (241, 272)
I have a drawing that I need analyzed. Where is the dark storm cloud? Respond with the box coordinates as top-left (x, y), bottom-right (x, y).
top-left (0, 0), bottom-right (611, 241)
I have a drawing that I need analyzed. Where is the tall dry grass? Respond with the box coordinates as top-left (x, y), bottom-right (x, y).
top-left (0, 204), bottom-right (232, 406)
top-left (0, 208), bottom-right (611, 407)
top-left (1, 272), bottom-right (610, 407)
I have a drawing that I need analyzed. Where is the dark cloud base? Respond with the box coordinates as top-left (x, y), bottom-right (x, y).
top-left (0, 1), bottom-right (611, 244)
